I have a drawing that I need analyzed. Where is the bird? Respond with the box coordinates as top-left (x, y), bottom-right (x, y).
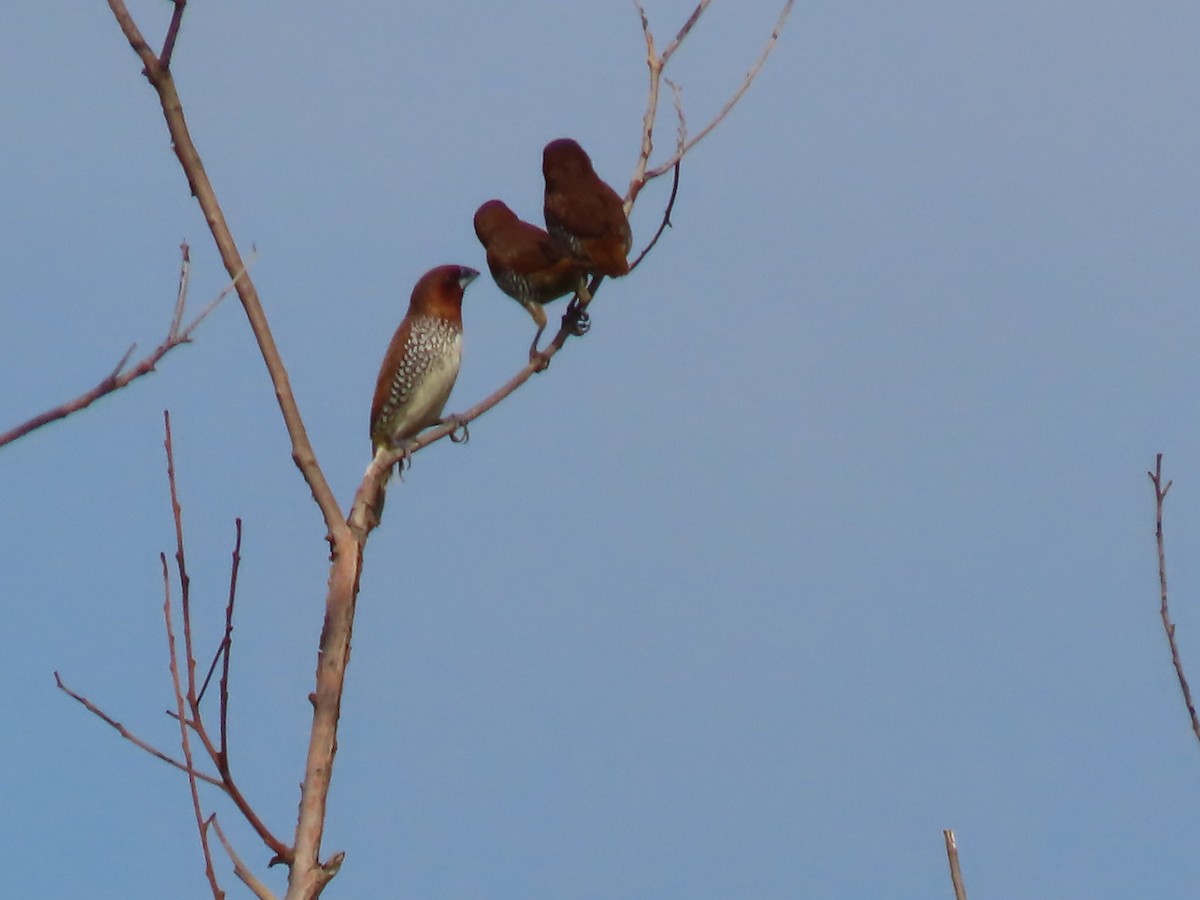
top-left (473, 199), bottom-right (590, 359)
top-left (542, 138), bottom-right (633, 279)
top-left (369, 265), bottom-right (479, 477)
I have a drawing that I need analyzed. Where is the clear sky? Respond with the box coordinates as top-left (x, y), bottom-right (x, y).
top-left (4, 2), bottom-right (1200, 897)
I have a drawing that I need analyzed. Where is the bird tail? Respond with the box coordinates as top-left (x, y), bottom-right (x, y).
top-left (363, 448), bottom-right (395, 520)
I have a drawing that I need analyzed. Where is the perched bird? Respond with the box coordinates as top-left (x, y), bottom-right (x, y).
top-left (370, 265), bottom-right (479, 471)
top-left (473, 199), bottom-right (590, 358)
top-left (542, 138), bottom-right (633, 278)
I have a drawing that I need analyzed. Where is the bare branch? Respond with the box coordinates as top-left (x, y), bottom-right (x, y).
top-left (0, 243), bottom-right (238, 449)
top-left (647, 0), bottom-right (793, 179)
top-left (168, 241), bottom-right (191, 336)
top-left (163, 552), bottom-right (225, 898)
top-left (164, 411), bottom-right (199, 712)
top-left (629, 161), bottom-right (681, 272)
top-left (210, 815), bottom-right (278, 900)
top-left (218, 519), bottom-right (241, 762)
top-left (160, 0), bottom-right (188, 69)
top-left (629, 0), bottom-right (663, 204)
top-left (1148, 454), bottom-right (1200, 747)
top-left (54, 671), bottom-right (223, 787)
top-left (106, 0), bottom-right (347, 537)
top-left (943, 829), bottom-right (968, 900)
top-left (197, 517), bottom-right (241, 768)
top-left (162, 417), bottom-right (291, 864)
top-left (286, 539), bottom-right (361, 897)
top-left (667, 78), bottom-right (688, 153)
top-left (629, 0), bottom-right (794, 199)
top-left (662, 0), bottom-right (714, 65)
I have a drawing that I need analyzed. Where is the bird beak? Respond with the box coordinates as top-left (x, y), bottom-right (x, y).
top-left (459, 268), bottom-right (480, 290)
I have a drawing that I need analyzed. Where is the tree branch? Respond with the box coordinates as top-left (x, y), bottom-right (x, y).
top-left (1148, 454), bottom-right (1200, 747)
top-left (630, 0), bottom-right (794, 200)
top-left (160, 0), bottom-right (187, 69)
top-left (0, 242), bottom-right (235, 449)
top-left (54, 671), bottom-right (223, 787)
top-left (210, 814), bottom-right (278, 900)
top-left (943, 829), bottom-right (968, 900)
top-left (629, 160), bottom-right (681, 272)
top-left (163, 413), bottom-right (292, 864)
top-left (163, 550), bottom-right (225, 898)
top-left (105, 0), bottom-right (346, 538)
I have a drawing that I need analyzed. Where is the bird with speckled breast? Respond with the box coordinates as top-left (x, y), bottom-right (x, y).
top-left (542, 138), bottom-right (632, 279)
top-left (369, 265), bottom-right (479, 475)
top-left (473, 199), bottom-right (590, 360)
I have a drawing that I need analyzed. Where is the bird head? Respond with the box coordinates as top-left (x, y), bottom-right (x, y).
top-left (473, 200), bottom-right (520, 244)
top-left (542, 138), bottom-right (595, 185)
top-left (408, 265), bottom-right (479, 319)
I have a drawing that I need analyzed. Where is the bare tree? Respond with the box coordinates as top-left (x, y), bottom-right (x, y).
top-left (42, 2), bottom-right (794, 897)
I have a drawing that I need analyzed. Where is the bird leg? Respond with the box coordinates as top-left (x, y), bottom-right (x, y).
top-left (526, 302), bottom-right (551, 366)
top-left (528, 323), bottom-right (550, 366)
top-left (564, 277), bottom-right (593, 336)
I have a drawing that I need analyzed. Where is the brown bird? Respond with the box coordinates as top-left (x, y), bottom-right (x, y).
top-left (474, 199), bottom-right (590, 359)
top-left (542, 138), bottom-right (633, 278)
top-left (370, 265), bottom-right (479, 470)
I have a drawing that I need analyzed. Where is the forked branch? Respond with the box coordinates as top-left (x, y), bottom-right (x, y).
top-left (0, 243), bottom-right (234, 449)
top-left (105, 0), bottom-right (345, 536)
top-left (629, 0), bottom-right (794, 200)
top-left (57, 416), bottom-right (288, 891)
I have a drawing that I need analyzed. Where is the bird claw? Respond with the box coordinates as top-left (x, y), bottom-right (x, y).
top-left (444, 415), bottom-right (470, 444)
top-left (564, 299), bottom-right (591, 337)
top-left (394, 444), bottom-right (413, 477)
top-left (529, 348), bottom-right (551, 372)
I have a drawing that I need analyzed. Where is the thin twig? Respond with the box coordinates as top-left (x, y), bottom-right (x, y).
top-left (646, 0), bottom-right (793, 180)
top-left (160, 0), bottom-right (188, 69)
top-left (943, 829), bottom-right (968, 900)
top-left (1149, 454), bottom-right (1200, 746)
top-left (628, 0), bottom-right (712, 200)
top-left (629, 0), bottom-right (663, 202)
top-left (210, 815), bottom-right (278, 900)
top-left (667, 78), bottom-right (688, 153)
top-left (162, 417), bottom-right (291, 863)
top-left (218, 518), bottom-right (241, 765)
top-left (197, 517), bottom-right (240, 761)
top-left (164, 553), bottom-right (225, 899)
top-left (0, 243), bottom-right (238, 449)
top-left (54, 672), bottom-right (222, 787)
top-left (632, 0), bottom-right (794, 192)
top-left (164, 411), bottom-right (199, 711)
top-left (168, 242), bottom-right (191, 336)
top-left (662, 0), bottom-right (714, 65)
top-left (629, 161), bottom-right (680, 272)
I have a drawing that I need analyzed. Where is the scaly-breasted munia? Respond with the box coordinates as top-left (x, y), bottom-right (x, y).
top-left (542, 138), bottom-right (633, 278)
top-left (370, 265), bottom-right (479, 468)
top-left (473, 199), bottom-right (590, 358)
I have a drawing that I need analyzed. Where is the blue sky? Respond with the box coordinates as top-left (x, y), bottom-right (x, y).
top-left (4, 2), bottom-right (1200, 897)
